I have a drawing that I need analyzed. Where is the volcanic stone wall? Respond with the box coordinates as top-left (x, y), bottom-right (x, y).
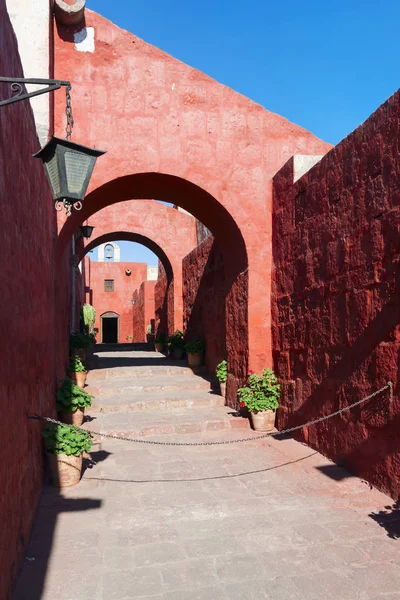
top-left (0, 3), bottom-right (65, 595)
top-left (272, 91), bottom-right (400, 498)
top-left (183, 236), bottom-right (227, 376)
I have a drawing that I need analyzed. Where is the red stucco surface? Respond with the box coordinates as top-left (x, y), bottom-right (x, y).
top-left (85, 260), bottom-right (147, 342)
top-left (183, 236), bottom-right (226, 375)
top-left (132, 281), bottom-right (157, 342)
top-left (78, 200), bottom-right (196, 333)
top-left (272, 91), bottom-right (400, 499)
top-left (0, 3), bottom-right (67, 596)
top-left (53, 9), bottom-right (331, 382)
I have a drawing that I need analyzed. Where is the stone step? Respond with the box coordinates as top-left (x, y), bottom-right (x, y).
top-left (88, 364), bottom-right (207, 381)
top-left (90, 389), bottom-right (225, 413)
top-left (86, 374), bottom-right (212, 397)
top-left (83, 406), bottom-right (250, 438)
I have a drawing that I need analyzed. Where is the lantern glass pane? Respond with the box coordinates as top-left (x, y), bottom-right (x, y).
top-left (65, 151), bottom-right (93, 194)
top-left (46, 154), bottom-right (61, 198)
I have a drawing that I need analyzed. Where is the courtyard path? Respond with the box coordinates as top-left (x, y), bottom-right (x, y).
top-left (13, 348), bottom-right (400, 600)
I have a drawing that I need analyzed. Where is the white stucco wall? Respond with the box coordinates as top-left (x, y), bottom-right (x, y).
top-left (293, 155), bottom-right (324, 182)
top-left (6, 0), bottom-right (50, 145)
top-left (98, 242), bottom-right (121, 262)
top-left (147, 266), bottom-right (158, 281)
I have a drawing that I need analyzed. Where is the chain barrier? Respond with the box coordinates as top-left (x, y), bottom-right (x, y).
top-left (27, 381), bottom-right (393, 447)
top-left (65, 84), bottom-right (74, 140)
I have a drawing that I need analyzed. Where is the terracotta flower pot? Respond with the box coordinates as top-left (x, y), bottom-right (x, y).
top-left (47, 453), bottom-right (82, 487)
top-left (171, 348), bottom-right (184, 360)
top-left (219, 381), bottom-right (226, 397)
top-left (250, 410), bottom-right (276, 432)
top-left (61, 408), bottom-right (85, 427)
top-left (68, 370), bottom-right (87, 388)
top-left (188, 352), bottom-right (203, 367)
top-left (154, 342), bottom-right (164, 353)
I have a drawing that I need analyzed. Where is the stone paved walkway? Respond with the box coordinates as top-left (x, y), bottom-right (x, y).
top-left (13, 349), bottom-right (400, 599)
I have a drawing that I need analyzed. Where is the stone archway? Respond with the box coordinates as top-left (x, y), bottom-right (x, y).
top-left (76, 199), bottom-right (197, 333)
top-left (54, 10), bottom-right (331, 401)
top-left (57, 173), bottom-right (249, 403)
top-left (80, 231), bottom-right (176, 337)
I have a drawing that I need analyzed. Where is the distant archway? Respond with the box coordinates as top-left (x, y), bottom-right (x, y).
top-left (57, 174), bottom-right (249, 404)
top-left (100, 311), bottom-right (120, 344)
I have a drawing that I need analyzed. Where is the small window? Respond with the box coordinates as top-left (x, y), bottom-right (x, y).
top-left (104, 279), bottom-right (114, 292)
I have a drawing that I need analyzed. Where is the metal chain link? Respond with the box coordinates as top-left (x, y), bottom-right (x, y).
top-left (28, 381), bottom-right (393, 447)
top-left (65, 84), bottom-right (74, 140)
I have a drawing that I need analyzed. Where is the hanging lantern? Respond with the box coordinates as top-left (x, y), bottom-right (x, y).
top-left (33, 137), bottom-right (106, 216)
top-left (79, 225), bottom-right (95, 239)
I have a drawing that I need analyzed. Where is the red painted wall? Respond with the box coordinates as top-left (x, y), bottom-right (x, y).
top-left (272, 91), bottom-right (400, 499)
top-left (132, 281), bottom-right (156, 342)
top-left (85, 260), bottom-right (147, 342)
top-left (0, 3), bottom-right (67, 596)
top-left (183, 236), bottom-right (226, 374)
top-left (54, 9), bottom-right (332, 381)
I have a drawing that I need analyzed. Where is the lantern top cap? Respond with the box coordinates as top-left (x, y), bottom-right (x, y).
top-left (32, 136), bottom-right (106, 160)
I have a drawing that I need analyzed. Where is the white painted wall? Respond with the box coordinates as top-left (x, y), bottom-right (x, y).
top-left (293, 155), bottom-right (324, 182)
top-left (5, 0), bottom-right (50, 145)
top-left (147, 266), bottom-right (158, 281)
top-left (98, 242), bottom-right (121, 262)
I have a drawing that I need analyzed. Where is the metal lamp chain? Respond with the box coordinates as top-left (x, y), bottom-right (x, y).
top-left (65, 85), bottom-right (74, 140)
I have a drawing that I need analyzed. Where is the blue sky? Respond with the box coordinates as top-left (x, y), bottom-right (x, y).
top-left (87, 0), bottom-right (399, 264)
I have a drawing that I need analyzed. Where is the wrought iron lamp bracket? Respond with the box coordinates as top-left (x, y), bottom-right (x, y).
top-left (0, 77), bottom-right (71, 108)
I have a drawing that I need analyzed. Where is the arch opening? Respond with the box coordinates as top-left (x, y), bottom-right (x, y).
top-left (59, 173), bottom-right (249, 404)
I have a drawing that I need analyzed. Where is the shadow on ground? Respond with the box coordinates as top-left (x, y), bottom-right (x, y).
top-left (370, 501), bottom-right (400, 539)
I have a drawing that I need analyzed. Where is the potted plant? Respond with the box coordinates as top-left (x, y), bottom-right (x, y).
top-left (184, 339), bottom-right (205, 367)
top-left (70, 331), bottom-right (91, 361)
top-left (237, 368), bottom-right (280, 431)
top-left (216, 360), bottom-right (227, 397)
top-left (167, 330), bottom-right (185, 360)
top-left (57, 377), bottom-right (93, 426)
top-left (67, 354), bottom-right (88, 388)
top-left (42, 423), bottom-right (93, 487)
top-left (81, 304), bottom-right (96, 335)
top-left (146, 324), bottom-right (155, 345)
top-left (154, 334), bottom-right (166, 353)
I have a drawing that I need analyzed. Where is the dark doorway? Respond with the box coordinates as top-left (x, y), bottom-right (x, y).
top-left (101, 312), bottom-right (119, 343)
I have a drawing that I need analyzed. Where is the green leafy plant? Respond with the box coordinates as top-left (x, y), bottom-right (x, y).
top-left (184, 339), bottom-right (205, 355)
top-left (89, 332), bottom-right (97, 344)
top-left (56, 378), bottom-right (93, 413)
top-left (237, 369), bottom-right (280, 413)
top-left (167, 330), bottom-right (185, 352)
top-left (147, 324), bottom-right (153, 334)
top-left (42, 423), bottom-right (93, 456)
top-left (81, 304), bottom-right (96, 334)
top-left (155, 334), bottom-right (166, 343)
top-left (70, 332), bottom-right (91, 350)
top-left (68, 355), bottom-right (86, 373)
top-left (216, 360), bottom-right (227, 383)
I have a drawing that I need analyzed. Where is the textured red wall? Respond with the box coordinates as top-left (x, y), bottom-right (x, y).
top-left (0, 3), bottom-right (64, 596)
top-left (85, 260), bottom-right (147, 342)
top-left (54, 9), bottom-right (332, 378)
top-left (132, 281), bottom-right (156, 342)
top-left (183, 237), bottom-right (227, 375)
top-left (272, 91), bottom-right (400, 499)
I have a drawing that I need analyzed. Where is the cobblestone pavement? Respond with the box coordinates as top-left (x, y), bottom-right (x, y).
top-left (13, 350), bottom-right (400, 599)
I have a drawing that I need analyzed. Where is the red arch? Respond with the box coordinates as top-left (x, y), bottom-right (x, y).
top-left (81, 232), bottom-right (173, 282)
